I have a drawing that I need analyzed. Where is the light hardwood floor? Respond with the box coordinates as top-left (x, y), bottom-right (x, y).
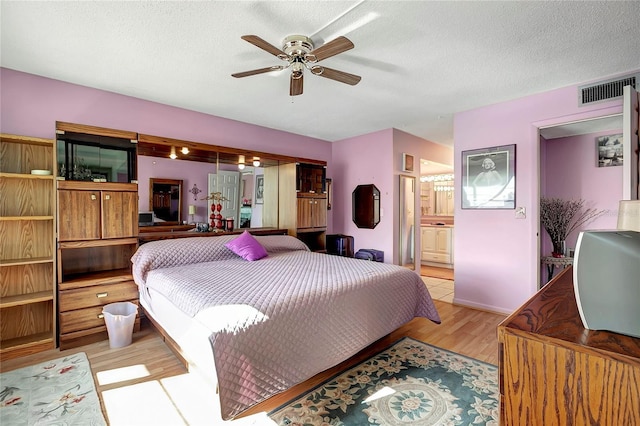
top-left (1, 300), bottom-right (505, 425)
top-left (421, 264), bottom-right (454, 280)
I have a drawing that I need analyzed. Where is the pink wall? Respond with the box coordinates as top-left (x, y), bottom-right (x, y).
top-left (332, 129), bottom-right (394, 259)
top-left (331, 128), bottom-right (453, 264)
top-left (541, 129), bottom-right (623, 255)
top-left (454, 71), bottom-right (633, 313)
top-left (0, 69), bottom-right (332, 160)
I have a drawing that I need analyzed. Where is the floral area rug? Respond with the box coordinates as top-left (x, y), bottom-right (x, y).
top-left (0, 352), bottom-right (106, 425)
top-left (269, 337), bottom-right (499, 425)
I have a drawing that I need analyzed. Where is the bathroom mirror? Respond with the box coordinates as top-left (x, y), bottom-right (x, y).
top-left (352, 184), bottom-right (380, 229)
top-left (149, 178), bottom-right (183, 224)
top-left (399, 175), bottom-right (416, 270)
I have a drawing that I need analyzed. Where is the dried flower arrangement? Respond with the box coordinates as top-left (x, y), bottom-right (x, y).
top-left (202, 192), bottom-right (228, 202)
top-left (540, 197), bottom-right (605, 257)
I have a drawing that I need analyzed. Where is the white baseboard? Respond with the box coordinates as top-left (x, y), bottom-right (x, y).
top-left (452, 297), bottom-right (513, 315)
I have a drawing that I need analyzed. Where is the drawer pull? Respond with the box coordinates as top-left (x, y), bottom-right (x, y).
top-left (105, 194), bottom-right (111, 200)
top-left (97, 313), bottom-right (104, 319)
top-left (96, 292), bottom-right (108, 298)
top-left (91, 194), bottom-right (97, 200)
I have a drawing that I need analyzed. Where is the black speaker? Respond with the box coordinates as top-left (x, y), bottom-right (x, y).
top-left (326, 234), bottom-right (354, 257)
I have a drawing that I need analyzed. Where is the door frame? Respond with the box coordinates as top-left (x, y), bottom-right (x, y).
top-left (535, 106), bottom-right (626, 289)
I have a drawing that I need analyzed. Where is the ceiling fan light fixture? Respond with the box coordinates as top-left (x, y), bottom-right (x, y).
top-left (292, 62), bottom-right (304, 79)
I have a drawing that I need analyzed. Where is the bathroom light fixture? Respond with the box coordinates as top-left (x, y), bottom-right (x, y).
top-left (170, 147), bottom-right (177, 160)
top-left (181, 147), bottom-right (190, 155)
top-left (420, 173), bottom-right (454, 183)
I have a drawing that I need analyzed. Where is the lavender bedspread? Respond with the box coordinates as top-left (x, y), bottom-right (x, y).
top-left (132, 235), bottom-right (440, 419)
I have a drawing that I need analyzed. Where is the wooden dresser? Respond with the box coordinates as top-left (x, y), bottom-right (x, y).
top-left (498, 267), bottom-right (640, 425)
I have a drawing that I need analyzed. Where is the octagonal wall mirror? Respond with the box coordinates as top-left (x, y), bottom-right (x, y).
top-left (352, 184), bottom-right (380, 229)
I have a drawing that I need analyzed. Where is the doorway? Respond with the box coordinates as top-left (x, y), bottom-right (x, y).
top-left (538, 114), bottom-right (623, 286)
top-left (418, 159), bottom-right (455, 302)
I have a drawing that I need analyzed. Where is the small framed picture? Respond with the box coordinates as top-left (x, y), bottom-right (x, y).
top-left (461, 144), bottom-right (516, 209)
top-left (402, 153), bottom-right (414, 172)
top-left (597, 134), bottom-right (623, 167)
top-left (255, 174), bottom-right (264, 204)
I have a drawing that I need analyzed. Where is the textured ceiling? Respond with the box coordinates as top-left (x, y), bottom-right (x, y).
top-left (2, 1), bottom-right (639, 147)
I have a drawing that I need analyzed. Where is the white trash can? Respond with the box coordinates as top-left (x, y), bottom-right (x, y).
top-left (102, 302), bottom-right (138, 348)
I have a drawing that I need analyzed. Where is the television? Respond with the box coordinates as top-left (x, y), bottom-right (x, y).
top-left (138, 211), bottom-right (155, 227)
top-left (573, 230), bottom-right (640, 338)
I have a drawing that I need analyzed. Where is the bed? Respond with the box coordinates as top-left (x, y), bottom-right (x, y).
top-left (131, 233), bottom-right (440, 419)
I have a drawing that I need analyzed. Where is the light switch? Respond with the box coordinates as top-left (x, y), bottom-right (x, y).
top-left (515, 207), bottom-right (526, 219)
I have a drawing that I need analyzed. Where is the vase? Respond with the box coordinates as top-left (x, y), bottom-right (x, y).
top-left (552, 240), bottom-right (566, 258)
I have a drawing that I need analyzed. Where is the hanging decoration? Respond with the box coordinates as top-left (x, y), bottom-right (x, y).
top-left (189, 184), bottom-right (202, 200)
top-left (202, 192), bottom-right (228, 230)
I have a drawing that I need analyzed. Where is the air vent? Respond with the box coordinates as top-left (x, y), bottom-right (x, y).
top-left (579, 74), bottom-right (638, 106)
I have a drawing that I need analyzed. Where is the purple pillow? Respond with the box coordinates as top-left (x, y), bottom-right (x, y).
top-left (224, 231), bottom-right (268, 261)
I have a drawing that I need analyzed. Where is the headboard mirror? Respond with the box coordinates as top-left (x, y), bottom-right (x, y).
top-left (137, 134), bottom-right (300, 230)
top-left (214, 151), bottom-right (281, 230)
top-left (149, 178), bottom-right (183, 224)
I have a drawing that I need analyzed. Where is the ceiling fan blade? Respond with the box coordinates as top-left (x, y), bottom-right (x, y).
top-left (290, 73), bottom-right (304, 96)
top-left (306, 36), bottom-right (354, 62)
top-left (241, 35), bottom-right (288, 59)
top-left (313, 66), bottom-right (361, 86)
top-left (232, 66), bottom-right (284, 78)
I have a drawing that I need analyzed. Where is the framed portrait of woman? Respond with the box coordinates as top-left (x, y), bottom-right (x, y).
top-left (461, 144), bottom-right (516, 209)
top-left (255, 174), bottom-right (264, 204)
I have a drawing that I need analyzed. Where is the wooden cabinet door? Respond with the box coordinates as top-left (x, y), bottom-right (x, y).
top-left (297, 197), bottom-right (313, 229)
top-left (102, 191), bottom-right (138, 239)
top-left (435, 228), bottom-right (452, 254)
top-left (422, 228), bottom-right (437, 252)
top-left (312, 197), bottom-right (327, 228)
top-left (58, 189), bottom-right (101, 241)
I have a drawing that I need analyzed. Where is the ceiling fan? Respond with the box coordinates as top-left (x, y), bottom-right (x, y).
top-left (232, 34), bottom-right (361, 96)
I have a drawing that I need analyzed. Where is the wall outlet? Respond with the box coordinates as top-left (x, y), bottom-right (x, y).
top-left (515, 207), bottom-right (526, 219)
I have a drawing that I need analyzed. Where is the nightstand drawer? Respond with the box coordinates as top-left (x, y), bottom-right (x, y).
top-left (59, 281), bottom-right (138, 312)
top-left (59, 300), bottom-right (139, 333)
